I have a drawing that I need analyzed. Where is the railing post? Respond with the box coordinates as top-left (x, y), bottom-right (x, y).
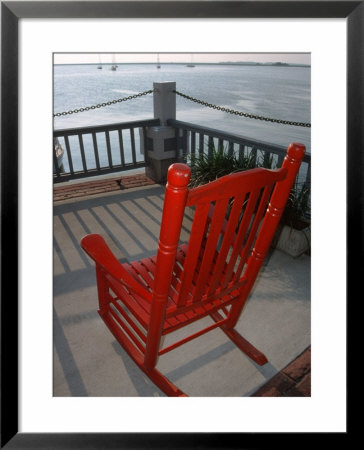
top-left (153, 81), bottom-right (176, 125)
top-left (143, 82), bottom-right (179, 183)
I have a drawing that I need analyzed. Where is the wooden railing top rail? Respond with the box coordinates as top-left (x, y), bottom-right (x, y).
top-left (54, 118), bottom-right (160, 136)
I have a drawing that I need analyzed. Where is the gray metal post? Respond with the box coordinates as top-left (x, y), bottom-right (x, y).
top-left (153, 81), bottom-right (176, 125)
top-left (142, 82), bottom-right (179, 183)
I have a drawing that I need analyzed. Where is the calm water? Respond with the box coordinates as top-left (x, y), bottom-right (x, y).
top-left (54, 63), bottom-right (311, 170)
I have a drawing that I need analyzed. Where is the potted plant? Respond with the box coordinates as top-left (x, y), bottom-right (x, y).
top-left (188, 142), bottom-right (257, 188)
top-left (273, 181), bottom-right (311, 257)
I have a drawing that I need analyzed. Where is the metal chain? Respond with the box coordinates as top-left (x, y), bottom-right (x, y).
top-left (54, 87), bottom-right (311, 127)
top-left (53, 89), bottom-right (154, 117)
top-left (174, 90), bottom-right (311, 128)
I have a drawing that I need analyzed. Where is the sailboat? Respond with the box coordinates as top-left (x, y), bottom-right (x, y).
top-left (97, 54), bottom-right (102, 69)
top-left (111, 54), bottom-right (117, 71)
top-left (157, 54), bottom-right (161, 69)
top-left (186, 54), bottom-right (195, 67)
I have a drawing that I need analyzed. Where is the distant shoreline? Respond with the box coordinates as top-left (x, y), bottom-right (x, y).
top-left (54, 62), bottom-right (310, 68)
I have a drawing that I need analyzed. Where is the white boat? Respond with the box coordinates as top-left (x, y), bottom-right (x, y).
top-left (97, 54), bottom-right (103, 69)
top-left (54, 138), bottom-right (64, 172)
top-left (111, 54), bottom-right (117, 71)
top-left (186, 54), bottom-right (195, 67)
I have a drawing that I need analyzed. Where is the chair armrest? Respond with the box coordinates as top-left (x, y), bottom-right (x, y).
top-left (81, 234), bottom-right (152, 301)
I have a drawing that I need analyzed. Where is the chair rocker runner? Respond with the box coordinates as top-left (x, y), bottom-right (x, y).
top-left (81, 142), bottom-right (306, 396)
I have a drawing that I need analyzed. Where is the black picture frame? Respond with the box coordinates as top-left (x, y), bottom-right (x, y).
top-left (1, 1), bottom-right (360, 448)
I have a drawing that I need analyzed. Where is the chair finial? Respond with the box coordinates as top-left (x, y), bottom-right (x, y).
top-left (167, 163), bottom-right (191, 187)
top-left (287, 142), bottom-right (306, 162)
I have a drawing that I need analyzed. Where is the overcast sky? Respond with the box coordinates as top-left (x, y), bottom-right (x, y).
top-left (54, 53), bottom-right (310, 65)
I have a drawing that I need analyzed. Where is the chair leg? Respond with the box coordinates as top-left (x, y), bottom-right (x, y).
top-left (210, 311), bottom-right (268, 366)
top-left (146, 368), bottom-right (188, 397)
top-left (101, 311), bottom-right (188, 397)
top-left (220, 326), bottom-right (268, 365)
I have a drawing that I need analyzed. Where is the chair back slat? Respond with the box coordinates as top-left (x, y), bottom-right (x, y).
top-left (191, 197), bottom-right (230, 303)
top-left (218, 188), bottom-right (261, 290)
top-left (228, 183), bottom-right (275, 287)
top-left (177, 202), bottom-right (210, 307)
top-left (206, 193), bottom-right (248, 295)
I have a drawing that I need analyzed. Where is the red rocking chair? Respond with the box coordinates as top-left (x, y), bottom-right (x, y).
top-left (81, 142), bottom-right (305, 396)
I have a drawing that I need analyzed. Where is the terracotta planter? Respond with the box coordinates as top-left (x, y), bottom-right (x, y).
top-left (274, 224), bottom-right (311, 258)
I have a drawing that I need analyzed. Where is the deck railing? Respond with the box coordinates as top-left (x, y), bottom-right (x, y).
top-left (53, 116), bottom-right (311, 200)
top-left (167, 119), bottom-right (311, 188)
top-left (53, 118), bottom-right (160, 183)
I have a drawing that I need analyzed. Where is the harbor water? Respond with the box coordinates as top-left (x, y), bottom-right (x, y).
top-left (54, 63), bottom-right (311, 171)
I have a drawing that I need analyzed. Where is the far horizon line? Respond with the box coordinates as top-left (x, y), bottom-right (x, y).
top-left (54, 61), bottom-right (311, 67)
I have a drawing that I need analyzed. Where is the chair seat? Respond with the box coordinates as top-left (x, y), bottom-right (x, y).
top-left (104, 243), bottom-right (243, 337)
